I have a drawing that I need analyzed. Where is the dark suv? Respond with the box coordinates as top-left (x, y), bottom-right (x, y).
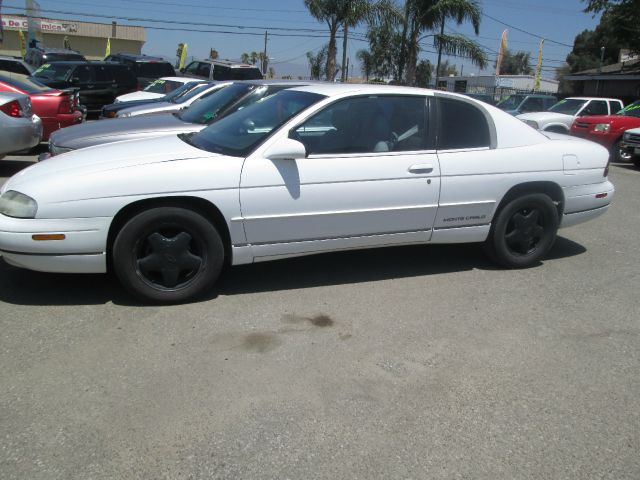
top-left (24, 46), bottom-right (86, 68)
top-left (105, 53), bottom-right (176, 89)
top-left (32, 61), bottom-right (137, 114)
top-left (180, 59), bottom-right (263, 81)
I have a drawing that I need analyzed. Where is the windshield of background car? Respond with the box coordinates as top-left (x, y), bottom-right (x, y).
top-left (617, 101), bottom-right (640, 117)
top-left (33, 63), bottom-right (72, 81)
top-left (163, 81), bottom-right (202, 101)
top-left (548, 98), bottom-right (588, 115)
top-left (0, 72), bottom-right (54, 93)
top-left (496, 95), bottom-right (525, 110)
top-left (172, 83), bottom-right (213, 104)
top-left (143, 79), bottom-right (183, 94)
top-left (186, 90), bottom-right (325, 157)
top-left (136, 62), bottom-right (175, 78)
top-left (179, 83), bottom-right (254, 124)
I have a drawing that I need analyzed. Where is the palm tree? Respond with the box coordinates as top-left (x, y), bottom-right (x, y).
top-left (304, 0), bottom-right (400, 81)
top-left (249, 51), bottom-right (258, 65)
top-left (240, 52), bottom-right (250, 64)
top-left (398, 0), bottom-right (487, 85)
top-left (209, 49), bottom-right (219, 60)
top-left (356, 49), bottom-right (374, 81)
top-left (268, 67), bottom-right (276, 79)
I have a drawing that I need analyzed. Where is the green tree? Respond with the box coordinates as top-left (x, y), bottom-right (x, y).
top-left (249, 51), bottom-right (258, 65)
top-left (366, 18), bottom-right (403, 80)
top-left (415, 59), bottom-right (432, 87)
top-left (240, 52), bottom-right (250, 64)
top-left (356, 49), bottom-right (374, 81)
top-left (579, 0), bottom-right (640, 56)
top-left (398, 0), bottom-right (487, 85)
top-left (307, 45), bottom-right (329, 79)
top-left (496, 49), bottom-right (533, 75)
top-left (304, 0), bottom-right (400, 81)
top-left (436, 59), bottom-right (457, 77)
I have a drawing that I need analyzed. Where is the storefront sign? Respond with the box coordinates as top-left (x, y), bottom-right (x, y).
top-left (1, 15), bottom-right (78, 33)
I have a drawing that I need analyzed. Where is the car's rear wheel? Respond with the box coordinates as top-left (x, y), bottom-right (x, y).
top-left (112, 207), bottom-right (224, 304)
top-left (485, 193), bottom-right (559, 268)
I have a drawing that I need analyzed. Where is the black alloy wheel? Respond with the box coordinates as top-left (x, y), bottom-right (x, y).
top-left (485, 193), bottom-right (559, 268)
top-left (113, 207), bottom-right (224, 304)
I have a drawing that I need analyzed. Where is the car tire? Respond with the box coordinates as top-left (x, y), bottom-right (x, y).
top-left (112, 207), bottom-right (224, 304)
top-left (633, 156), bottom-right (640, 169)
top-left (484, 193), bottom-right (559, 268)
top-left (613, 140), bottom-right (632, 163)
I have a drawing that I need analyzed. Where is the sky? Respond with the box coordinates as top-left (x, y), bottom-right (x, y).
top-left (1, 0), bottom-right (603, 79)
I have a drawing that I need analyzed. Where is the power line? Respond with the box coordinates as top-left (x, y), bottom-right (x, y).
top-left (482, 12), bottom-right (574, 48)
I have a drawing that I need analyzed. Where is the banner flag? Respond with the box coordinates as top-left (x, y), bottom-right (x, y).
top-left (495, 29), bottom-right (508, 77)
top-left (18, 29), bottom-right (26, 57)
top-left (105, 37), bottom-right (110, 58)
top-left (179, 43), bottom-right (188, 70)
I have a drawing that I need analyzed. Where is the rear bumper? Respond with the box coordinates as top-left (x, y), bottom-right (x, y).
top-left (560, 180), bottom-right (614, 228)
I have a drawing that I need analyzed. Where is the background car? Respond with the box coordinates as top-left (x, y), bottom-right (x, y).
top-left (463, 93), bottom-right (496, 105)
top-left (620, 127), bottom-right (640, 168)
top-left (518, 97), bottom-right (624, 134)
top-left (32, 61), bottom-right (137, 114)
top-left (0, 73), bottom-right (83, 141)
top-left (114, 77), bottom-right (199, 103)
top-left (0, 91), bottom-right (42, 158)
top-left (115, 81), bottom-right (231, 118)
top-left (495, 94), bottom-right (557, 115)
top-left (100, 80), bottom-right (206, 118)
top-left (570, 100), bottom-right (640, 161)
top-left (24, 46), bottom-right (86, 68)
top-left (105, 53), bottom-right (176, 89)
top-left (0, 56), bottom-right (34, 76)
top-left (47, 81), bottom-right (311, 155)
top-left (180, 59), bottom-right (263, 81)
top-left (0, 86), bottom-right (613, 304)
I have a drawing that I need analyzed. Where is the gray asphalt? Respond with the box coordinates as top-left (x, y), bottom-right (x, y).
top-left (1, 155), bottom-right (639, 480)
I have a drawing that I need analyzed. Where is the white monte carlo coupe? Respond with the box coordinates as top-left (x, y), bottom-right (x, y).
top-left (0, 84), bottom-right (614, 303)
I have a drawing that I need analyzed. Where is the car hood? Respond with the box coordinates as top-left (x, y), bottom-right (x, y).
top-left (50, 113), bottom-right (201, 150)
top-left (517, 112), bottom-right (573, 123)
top-left (2, 135), bottom-right (223, 203)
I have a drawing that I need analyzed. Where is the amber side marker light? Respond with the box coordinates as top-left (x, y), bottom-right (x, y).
top-left (595, 193), bottom-right (608, 199)
top-left (32, 234), bottom-right (66, 241)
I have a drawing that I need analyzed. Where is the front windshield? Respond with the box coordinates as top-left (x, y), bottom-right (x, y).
top-left (33, 63), bottom-right (72, 81)
top-left (162, 81), bottom-right (203, 102)
top-left (143, 79), bottom-right (183, 94)
top-left (617, 101), bottom-right (640, 118)
top-left (496, 95), bottom-right (525, 110)
top-left (180, 83), bottom-right (254, 124)
top-left (548, 98), bottom-right (588, 115)
top-left (172, 83), bottom-right (214, 104)
top-left (186, 90), bottom-right (325, 157)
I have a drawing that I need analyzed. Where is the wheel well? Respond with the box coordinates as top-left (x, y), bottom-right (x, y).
top-left (495, 182), bottom-right (565, 219)
top-left (106, 196), bottom-right (232, 268)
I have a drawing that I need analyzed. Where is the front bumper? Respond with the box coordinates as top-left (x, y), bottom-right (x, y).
top-left (0, 214), bottom-right (111, 273)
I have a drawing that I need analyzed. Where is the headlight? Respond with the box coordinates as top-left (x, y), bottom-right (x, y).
top-left (524, 120), bottom-right (539, 130)
top-left (118, 112), bottom-right (131, 118)
top-left (594, 123), bottom-right (611, 133)
top-left (0, 191), bottom-right (38, 218)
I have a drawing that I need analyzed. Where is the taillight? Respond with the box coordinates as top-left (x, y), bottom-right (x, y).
top-left (0, 100), bottom-right (24, 118)
top-left (58, 96), bottom-right (72, 114)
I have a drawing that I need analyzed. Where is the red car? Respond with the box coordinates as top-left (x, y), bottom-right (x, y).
top-left (570, 100), bottom-right (640, 161)
top-left (0, 72), bottom-right (83, 141)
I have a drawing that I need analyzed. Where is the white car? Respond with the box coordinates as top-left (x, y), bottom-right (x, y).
top-left (116, 82), bottom-right (231, 118)
top-left (114, 77), bottom-right (199, 103)
top-left (518, 97), bottom-right (624, 133)
top-left (621, 127), bottom-right (640, 168)
top-left (0, 85), bottom-right (614, 303)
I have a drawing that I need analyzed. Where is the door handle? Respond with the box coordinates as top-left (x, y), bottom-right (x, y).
top-left (408, 164), bottom-right (433, 174)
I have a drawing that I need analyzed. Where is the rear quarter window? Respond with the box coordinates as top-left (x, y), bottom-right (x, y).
top-left (437, 97), bottom-right (491, 150)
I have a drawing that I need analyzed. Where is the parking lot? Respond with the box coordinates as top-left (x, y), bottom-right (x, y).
top-left (0, 155), bottom-right (639, 479)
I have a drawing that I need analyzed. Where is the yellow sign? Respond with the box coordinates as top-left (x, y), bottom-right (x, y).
top-left (179, 43), bottom-right (188, 70)
top-left (104, 37), bottom-right (110, 58)
top-left (18, 30), bottom-right (27, 58)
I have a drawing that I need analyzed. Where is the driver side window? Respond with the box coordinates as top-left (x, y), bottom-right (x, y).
top-left (292, 95), bottom-right (429, 155)
top-left (184, 61), bottom-right (199, 75)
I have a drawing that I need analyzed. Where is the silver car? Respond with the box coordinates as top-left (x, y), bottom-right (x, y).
top-left (0, 92), bottom-right (43, 158)
top-left (116, 81), bottom-right (231, 118)
top-left (47, 81), bottom-right (312, 156)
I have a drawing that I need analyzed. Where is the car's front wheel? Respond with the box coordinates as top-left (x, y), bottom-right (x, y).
top-left (112, 207), bottom-right (224, 304)
top-left (613, 140), bottom-right (632, 163)
top-left (485, 193), bottom-right (559, 268)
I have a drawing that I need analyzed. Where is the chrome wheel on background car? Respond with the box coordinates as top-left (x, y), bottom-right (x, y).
top-left (613, 140), bottom-right (632, 162)
top-left (485, 194), bottom-right (559, 268)
top-left (113, 207), bottom-right (224, 303)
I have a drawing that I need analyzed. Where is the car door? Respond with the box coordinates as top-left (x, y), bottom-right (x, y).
top-left (240, 94), bottom-right (441, 259)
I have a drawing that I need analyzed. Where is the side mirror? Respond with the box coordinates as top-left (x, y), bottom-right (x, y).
top-left (264, 137), bottom-right (306, 160)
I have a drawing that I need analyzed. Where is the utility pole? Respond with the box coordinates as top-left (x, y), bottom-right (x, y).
top-left (596, 45), bottom-right (605, 95)
top-left (434, 17), bottom-right (445, 89)
top-left (262, 31), bottom-right (268, 76)
top-left (341, 25), bottom-right (348, 82)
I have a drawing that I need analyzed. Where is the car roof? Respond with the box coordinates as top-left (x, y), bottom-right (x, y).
top-left (38, 47), bottom-right (83, 54)
top-left (286, 83), bottom-right (436, 97)
top-left (109, 53), bottom-right (170, 62)
top-left (198, 59), bottom-right (261, 68)
top-left (236, 79), bottom-right (323, 87)
top-left (565, 96), bottom-right (623, 102)
top-left (155, 76), bottom-right (200, 83)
